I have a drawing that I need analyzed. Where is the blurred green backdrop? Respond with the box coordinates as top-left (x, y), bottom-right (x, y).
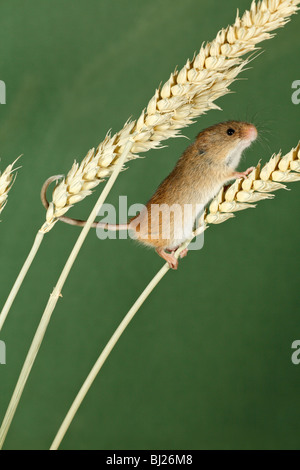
top-left (0, 0), bottom-right (299, 450)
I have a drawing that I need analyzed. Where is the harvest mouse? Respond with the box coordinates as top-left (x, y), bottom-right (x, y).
top-left (41, 120), bottom-right (257, 269)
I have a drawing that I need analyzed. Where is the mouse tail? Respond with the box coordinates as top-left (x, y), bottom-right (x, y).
top-left (40, 175), bottom-right (129, 230)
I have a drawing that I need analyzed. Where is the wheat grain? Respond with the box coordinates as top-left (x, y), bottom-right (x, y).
top-left (41, 0), bottom-right (300, 233)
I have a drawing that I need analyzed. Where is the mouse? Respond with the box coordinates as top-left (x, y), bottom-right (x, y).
top-left (41, 120), bottom-right (257, 269)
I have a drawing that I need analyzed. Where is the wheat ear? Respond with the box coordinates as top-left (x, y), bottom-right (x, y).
top-left (204, 142), bottom-right (300, 225)
top-left (43, 0), bottom-right (300, 232)
top-left (49, 142), bottom-right (300, 449)
top-left (1, 0), bottom-right (298, 330)
top-left (0, 159), bottom-right (19, 216)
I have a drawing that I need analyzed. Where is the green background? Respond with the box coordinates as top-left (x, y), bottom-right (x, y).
top-left (0, 0), bottom-right (299, 450)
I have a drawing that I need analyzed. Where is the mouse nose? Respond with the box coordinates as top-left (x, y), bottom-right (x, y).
top-left (245, 125), bottom-right (258, 142)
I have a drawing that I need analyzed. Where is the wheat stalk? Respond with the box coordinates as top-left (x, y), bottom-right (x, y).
top-left (1, 0), bottom-right (299, 448)
top-left (1, 0), bottom-right (297, 327)
top-left (49, 141), bottom-right (300, 449)
top-left (42, 0), bottom-right (300, 233)
top-left (0, 160), bottom-right (18, 216)
top-left (0, 138), bottom-right (135, 449)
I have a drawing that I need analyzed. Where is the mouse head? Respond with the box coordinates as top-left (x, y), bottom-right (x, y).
top-left (196, 120), bottom-right (257, 162)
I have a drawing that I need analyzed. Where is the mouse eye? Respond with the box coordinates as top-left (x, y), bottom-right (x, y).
top-left (227, 128), bottom-right (235, 136)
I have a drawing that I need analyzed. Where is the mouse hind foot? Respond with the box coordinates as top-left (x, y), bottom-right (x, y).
top-left (179, 248), bottom-right (188, 259)
top-left (156, 248), bottom-right (178, 270)
top-left (166, 246), bottom-right (188, 259)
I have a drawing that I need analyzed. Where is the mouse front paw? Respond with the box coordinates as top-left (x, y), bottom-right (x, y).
top-left (233, 166), bottom-right (255, 179)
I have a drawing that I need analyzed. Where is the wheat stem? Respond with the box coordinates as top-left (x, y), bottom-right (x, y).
top-left (0, 231), bottom-right (44, 331)
top-left (49, 239), bottom-right (192, 450)
top-left (0, 138), bottom-right (134, 450)
top-left (50, 265), bottom-right (169, 450)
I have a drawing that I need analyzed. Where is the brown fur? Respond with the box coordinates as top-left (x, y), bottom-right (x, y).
top-left (41, 120), bottom-right (257, 268)
top-left (130, 121), bottom-right (257, 250)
